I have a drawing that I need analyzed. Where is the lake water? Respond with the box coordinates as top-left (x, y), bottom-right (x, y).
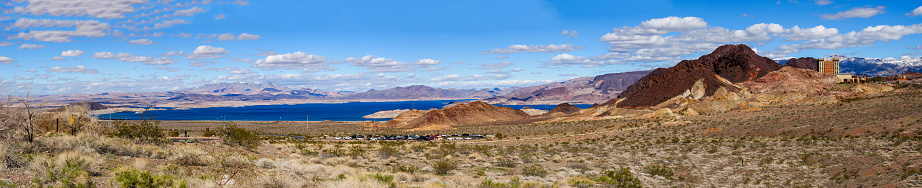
top-left (97, 100), bottom-right (594, 121)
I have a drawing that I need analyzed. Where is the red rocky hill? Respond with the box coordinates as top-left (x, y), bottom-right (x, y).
top-left (611, 44), bottom-right (782, 108)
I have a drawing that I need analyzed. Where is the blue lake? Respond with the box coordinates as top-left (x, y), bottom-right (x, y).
top-left (98, 100), bottom-right (594, 121)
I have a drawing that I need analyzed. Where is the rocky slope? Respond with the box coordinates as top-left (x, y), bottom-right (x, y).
top-left (782, 57), bottom-right (819, 71)
top-left (611, 44), bottom-right (781, 108)
top-left (366, 101), bottom-right (529, 129)
top-left (481, 70), bottom-right (651, 105)
top-left (547, 103), bottom-right (581, 114)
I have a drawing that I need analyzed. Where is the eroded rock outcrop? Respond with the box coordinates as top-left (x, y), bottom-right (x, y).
top-left (611, 44), bottom-right (781, 108)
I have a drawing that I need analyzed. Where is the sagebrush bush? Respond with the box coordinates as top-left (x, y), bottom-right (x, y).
top-left (522, 164), bottom-right (548, 177)
top-left (432, 159), bottom-right (457, 175)
top-left (222, 124), bottom-right (260, 149)
top-left (111, 110), bottom-right (167, 144)
top-left (644, 163), bottom-right (674, 180)
top-left (597, 167), bottom-right (642, 188)
top-left (114, 168), bottom-right (187, 188)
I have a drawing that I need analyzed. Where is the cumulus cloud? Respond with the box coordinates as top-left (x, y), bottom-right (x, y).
top-left (775, 23), bottom-right (922, 54)
top-left (781, 25), bottom-right (838, 41)
top-left (0, 42), bottom-right (12, 46)
top-left (414, 58), bottom-right (441, 66)
top-left (423, 66), bottom-right (450, 72)
top-left (61, 50), bottom-right (85, 56)
top-left (560, 30), bottom-right (579, 37)
top-left (51, 57), bottom-right (65, 61)
top-left (477, 61), bottom-right (514, 69)
top-left (237, 33), bottom-right (260, 40)
top-left (0, 56), bottom-right (15, 64)
top-left (479, 44), bottom-right (584, 55)
top-left (217, 33), bottom-right (236, 41)
top-left (214, 14), bottom-right (227, 20)
top-left (160, 51), bottom-right (185, 57)
top-left (639, 16), bottom-right (708, 33)
top-left (11, 0), bottom-right (146, 19)
top-left (908, 6), bottom-right (922, 17)
top-left (128, 38), bottom-right (156, 45)
top-left (204, 67), bottom-right (254, 74)
top-left (189, 45), bottom-right (230, 59)
top-left (344, 55), bottom-right (415, 72)
top-left (18, 43), bottom-right (45, 49)
top-left (47, 66), bottom-right (97, 74)
top-left (11, 18), bottom-right (110, 42)
top-left (820, 6), bottom-right (886, 20)
top-left (154, 67), bottom-right (181, 72)
top-left (542, 53), bottom-right (626, 67)
top-left (815, 0), bottom-right (832, 6)
top-left (150, 19), bottom-right (190, 30)
top-left (173, 7), bottom-right (207, 17)
top-left (252, 51), bottom-right (332, 71)
top-left (430, 74), bottom-right (487, 82)
top-left (92, 51), bottom-right (177, 65)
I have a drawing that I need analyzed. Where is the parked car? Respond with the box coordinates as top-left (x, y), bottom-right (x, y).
top-left (333, 137), bottom-right (341, 140)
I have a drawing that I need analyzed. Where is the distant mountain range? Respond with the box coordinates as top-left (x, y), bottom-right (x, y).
top-left (480, 70), bottom-right (651, 105)
top-left (165, 82), bottom-right (509, 102)
top-left (778, 56), bottom-right (922, 76)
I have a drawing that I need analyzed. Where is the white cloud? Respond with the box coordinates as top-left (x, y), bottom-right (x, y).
top-left (815, 0), bottom-right (832, 6)
top-left (91, 51), bottom-right (177, 65)
top-left (560, 30), bottom-right (579, 37)
top-left (0, 42), bottom-right (11, 46)
top-left (344, 55), bottom-right (415, 72)
top-left (150, 19), bottom-right (190, 30)
top-left (18, 43), bottom-right (45, 49)
top-left (414, 58), bottom-right (441, 66)
top-left (204, 67), bottom-right (254, 74)
top-left (51, 57), bottom-right (65, 61)
top-left (160, 51), bottom-right (185, 57)
top-left (47, 66), bottom-right (98, 74)
top-left (128, 38), bottom-right (157, 45)
top-left (11, 0), bottom-right (146, 19)
top-left (253, 51), bottom-right (331, 71)
top-left (820, 6), bottom-right (886, 20)
top-left (543, 53), bottom-right (626, 67)
top-left (430, 74), bottom-right (487, 82)
top-left (11, 18), bottom-right (110, 42)
top-left (189, 45), bottom-right (230, 59)
top-left (237, 33), bottom-right (260, 40)
top-left (0, 56), bottom-right (15, 64)
top-left (61, 50), bottom-right (85, 56)
top-left (154, 67), bottom-right (181, 72)
top-left (781, 25), bottom-right (838, 41)
top-left (423, 66), bottom-right (450, 72)
top-left (479, 44), bottom-right (584, 55)
top-left (214, 14), bottom-right (227, 20)
top-left (477, 61), bottom-right (514, 69)
top-left (217, 33), bottom-right (236, 41)
top-left (908, 6), bottom-right (922, 17)
top-left (640, 16), bottom-right (708, 33)
top-left (173, 6), bottom-right (207, 17)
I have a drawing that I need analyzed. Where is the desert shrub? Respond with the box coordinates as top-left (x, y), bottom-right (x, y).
top-left (259, 175), bottom-right (288, 188)
top-left (522, 164), bottom-right (548, 177)
top-left (369, 173), bottom-right (395, 186)
top-left (222, 124), bottom-right (260, 149)
top-left (432, 159), bottom-right (457, 175)
top-left (111, 110), bottom-right (167, 144)
top-left (173, 151), bottom-right (209, 166)
top-left (644, 163), bottom-right (674, 180)
top-left (29, 157), bottom-right (93, 187)
top-left (480, 178), bottom-right (519, 188)
top-left (167, 130), bottom-right (180, 137)
top-left (391, 163), bottom-right (419, 174)
top-left (0, 142), bottom-right (24, 169)
top-left (349, 145), bottom-right (366, 159)
top-left (497, 156), bottom-right (517, 168)
top-left (378, 145), bottom-right (400, 159)
top-left (114, 168), bottom-right (187, 188)
top-left (567, 176), bottom-right (595, 188)
top-left (597, 167), bottom-right (642, 188)
top-left (202, 130), bottom-right (219, 137)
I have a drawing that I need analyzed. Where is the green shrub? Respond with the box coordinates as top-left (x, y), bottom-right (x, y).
top-left (32, 158), bottom-right (93, 188)
top-left (349, 145), bottom-right (365, 159)
top-left (597, 167), bottom-right (642, 188)
top-left (114, 168), bottom-right (187, 188)
top-left (168, 130), bottom-right (180, 137)
top-left (567, 176), bottom-right (595, 188)
top-left (111, 110), bottom-right (167, 144)
top-left (222, 124), bottom-right (260, 149)
top-left (497, 157), bottom-right (517, 168)
top-left (644, 163), bottom-right (674, 180)
top-left (432, 159), bottom-right (457, 175)
top-left (480, 178), bottom-right (518, 188)
top-left (202, 130), bottom-right (219, 137)
top-left (368, 173), bottom-right (396, 188)
top-left (522, 164), bottom-right (548, 177)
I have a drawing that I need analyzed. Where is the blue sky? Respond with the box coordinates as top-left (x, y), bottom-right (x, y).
top-left (2, 0), bottom-right (921, 95)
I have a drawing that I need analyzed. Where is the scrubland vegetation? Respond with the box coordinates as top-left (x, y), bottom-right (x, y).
top-left (1, 84), bottom-right (921, 187)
